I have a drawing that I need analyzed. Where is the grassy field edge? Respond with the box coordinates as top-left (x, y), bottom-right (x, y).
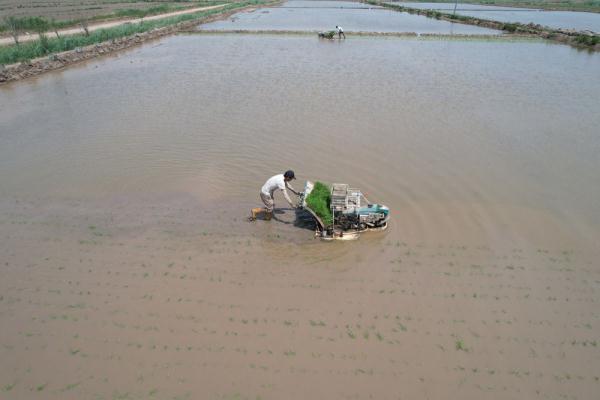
top-left (0, 1), bottom-right (229, 34)
top-left (0, 1), bottom-right (270, 66)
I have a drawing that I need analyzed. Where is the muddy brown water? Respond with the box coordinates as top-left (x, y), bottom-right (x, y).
top-left (1, 33), bottom-right (600, 399)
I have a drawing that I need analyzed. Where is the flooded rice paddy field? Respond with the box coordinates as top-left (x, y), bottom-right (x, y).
top-left (394, 2), bottom-right (600, 33)
top-left (200, 1), bottom-right (501, 34)
top-left (2, 10), bottom-right (600, 400)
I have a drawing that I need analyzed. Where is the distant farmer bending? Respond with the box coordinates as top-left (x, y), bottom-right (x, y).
top-left (336, 25), bottom-right (345, 39)
top-left (250, 170), bottom-right (301, 221)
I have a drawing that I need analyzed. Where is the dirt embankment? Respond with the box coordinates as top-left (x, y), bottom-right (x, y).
top-left (0, 4), bottom-right (229, 47)
top-left (0, 29), bottom-right (171, 84)
top-left (0, 5), bottom-right (266, 85)
top-left (367, 0), bottom-right (600, 51)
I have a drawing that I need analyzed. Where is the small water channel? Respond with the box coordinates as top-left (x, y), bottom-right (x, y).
top-left (200, 0), bottom-right (501, 34)
top-left (393, 2), bottom-right (600, 32)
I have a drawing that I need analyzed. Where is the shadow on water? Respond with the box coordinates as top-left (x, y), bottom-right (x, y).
top-left (268, 208), bottom-right (317, 232)
top-left (294, 209), bottom-right (319, 231)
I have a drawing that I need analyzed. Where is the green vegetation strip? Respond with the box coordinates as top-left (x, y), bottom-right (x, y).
top-left (0, 1), bottom-right (266, 65)
top-left (305, 182), bottom-right (333, 227)
top-left (0, 1), bottom-right (227, 34)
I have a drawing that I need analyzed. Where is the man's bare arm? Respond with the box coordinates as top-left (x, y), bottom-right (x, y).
top-left (282, 188), bottom-right (295, 207)
top-left (285, 182), bottom-right (300, 196)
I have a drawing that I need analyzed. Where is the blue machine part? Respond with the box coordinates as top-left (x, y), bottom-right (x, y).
top-left (357, 204), bottom-right (389, 217)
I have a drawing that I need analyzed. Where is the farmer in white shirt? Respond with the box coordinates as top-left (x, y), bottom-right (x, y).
top-left (336, 25), bottom-right (345, 39)
top-left (250, 170), bottom-right (301, 221)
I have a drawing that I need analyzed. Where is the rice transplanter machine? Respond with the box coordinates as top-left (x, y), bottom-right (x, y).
top-left (300, 181), bottom-right (390, 240)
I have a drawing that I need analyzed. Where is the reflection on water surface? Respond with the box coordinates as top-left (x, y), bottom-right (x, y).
top-left (395, 2), bottom-right (600, 32)
top-left (200, 0), bottom-right (501, 34)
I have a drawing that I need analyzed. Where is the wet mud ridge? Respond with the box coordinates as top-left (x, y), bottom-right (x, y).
top-left (193, 28), bottom-right (537, 41)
